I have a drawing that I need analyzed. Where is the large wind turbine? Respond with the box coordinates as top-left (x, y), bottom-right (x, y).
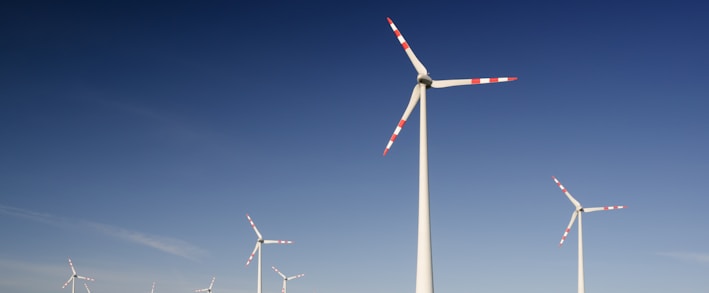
top-left (195, 277), bottom-right (215, 293)
top-left (552, 176), bottom-right (626, 293)
top-left (272, 266), bottom-right (304, 293)
top-left (245, 214), bottom-right (294, 293)
top-left (61, 258), bottom-right (94, 293)
top-left (382, 17), bottom-right (517, 293)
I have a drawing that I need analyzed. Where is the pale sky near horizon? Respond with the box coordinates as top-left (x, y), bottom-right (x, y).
top-left (1, 1), bottom-right (708, 293)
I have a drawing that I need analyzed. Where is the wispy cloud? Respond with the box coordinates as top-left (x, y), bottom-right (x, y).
top-left (0, 204), bottom-right (207, 260)
top-left (657, 251), bottom-right (709, 264)
top-left (87, 222), bottom-right (207, 260)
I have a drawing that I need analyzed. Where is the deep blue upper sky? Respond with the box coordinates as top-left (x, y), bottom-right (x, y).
top-left (1, 1), bottom-right (708, 293)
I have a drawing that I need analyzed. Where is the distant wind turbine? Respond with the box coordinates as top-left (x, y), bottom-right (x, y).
top-left (552, 176), bottom-right (626, 293)
top-left (62, 258), bottom-right (94, 293)
top-left (245, 214), bottom-right (294, 293)
top-left (194, 277), bottom-right (215, 293)
top-left (382, 17), bottom-right (517, 293)
top-left (272, 266), bottom-right (304, 293)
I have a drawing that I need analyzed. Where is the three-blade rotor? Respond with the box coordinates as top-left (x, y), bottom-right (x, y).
top-left (382, 17), bottom-right (518, 156)
top-left (62, 258), bottom-right (94, 289)
top-left (552, 176), bottom-right (626, 247)
top-left (245, 214), bottom-right (294, 266)
top-left (194, 277), bottom-right (215, 293)
top-left (272, 266), bottom-right (304, 293)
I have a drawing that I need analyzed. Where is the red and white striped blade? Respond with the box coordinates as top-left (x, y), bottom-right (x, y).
top-left (559, 210), bottom-right (579, 247)
top-left (287, 273), bottom-right (304, 280)
top-left (245, 242), bottom-right (259, 266)
top-left (431, 77), bottom-right (518, 88)
top-left (383, 85), bottom-right (421, 156)
top-left (62, 277), bottom-right (73, 288)
top-left (272, 266), bottom-right (287, 279)
top-left (208, 277), bottom-right (215, 290)
top-left (84, 283), bottom-right (91, 293)
top-left (246, 214), bottom-right (264, 240)
top-left (387, 17), bottom-right (428, 75)
top-left (77, 275), bottom-right (94, 282)
top-left (263, 239), bottom-right (294, 244)
top-left (68, 258), bottom-right (77, 275)
top-left (552, 176), bottom-right (583, 209)
top-left (584, 205), bottom-right (627, 212)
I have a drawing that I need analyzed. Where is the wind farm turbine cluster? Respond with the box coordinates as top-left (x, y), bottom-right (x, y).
top-left (57, 16), bottom-right (627, 293)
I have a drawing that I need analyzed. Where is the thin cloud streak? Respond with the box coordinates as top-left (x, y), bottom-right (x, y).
top-left (0, 204), bottom-right (207, 260)
top-left (657, 251), bottom-right (709, 264)
top-left (87, 222), bottom-right (207, 261)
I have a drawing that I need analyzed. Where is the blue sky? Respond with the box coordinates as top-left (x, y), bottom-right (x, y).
top-left (1, 1), bottom-right (708, 293)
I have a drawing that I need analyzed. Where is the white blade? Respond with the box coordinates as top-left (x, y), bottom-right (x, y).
top-left (245, 242), bottom-right (259, 266)
top-left (552, 176), bottom-right (583, 209)
top-left (272, 266), bottom-right (287, 279)
top-left (77, 275), bottom-right (94, 282)
top-left (246, 214), bottom-right (263, 240)
top-left (62, 276), bottom-right (73, 288)
top-left (286, 273), bottom-right (304, 281)
top-left (559, 210), bottom-right (579, 247)
top-left (383, 85), bottom-right (421, 156)
top-left (263, 239), bottom-right (294, 244)
top-left (208, 277), bottom-right (215, 290)
top-left (84, 283), bottom-right (91, 293)
top-left (584, 205), bottom-right (626, 213)
top-left (68, 258), bottom-right (77, 275)
top-left (151, 281), bottom-right (156, 293)
top-left (431, 77), bottom-right (518, 88)
top-left (387, 17), bottom-right (428, 75)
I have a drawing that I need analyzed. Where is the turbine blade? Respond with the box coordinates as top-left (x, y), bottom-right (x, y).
top-left (62, 276), bottom-right (73, 288)
top-left (246, 214), bottom-right (264, 240)
top-left (584, 205), bottom-right (626, 212)
top-left (208, 277), bottom-right (215, 290)
top-left (84, 283), bottom-right (91, 293)
top-left (552, 176), bottom-right (583, 209)
top-left (386, 17), bottom-right (428, 75)
top-left (151, 281), bottom-right (156, 293)
top-left (383, 85), bottom-right (421, 156)
top-left (77, 275), bottom-right (94, 282)
top-left (559, 210), bottom-right (579, 247)
top-left (195, 289), bottom-right (208, 293)
top-left (68, 258), bottom-right (77, 275)
top-left (431, 77), bottom-right (518, 88)
top-left (287, 274), bottom-right (304, 280)
top-left (246, 242), bottom-right (260, 266)
top-left (263, 239), bottom-right (294, 244)
top-left (272, 266), bottom-right (287, 279)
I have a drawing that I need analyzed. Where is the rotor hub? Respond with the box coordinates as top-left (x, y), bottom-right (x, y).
top-left (417, 74), bottom-right (432, 86)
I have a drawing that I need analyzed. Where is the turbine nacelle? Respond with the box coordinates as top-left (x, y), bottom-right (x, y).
top-left (417, 74), bottom-right (433, 86)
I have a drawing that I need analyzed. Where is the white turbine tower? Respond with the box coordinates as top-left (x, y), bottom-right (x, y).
top-left (195, 277), bottom-right (215, 293)
top-left (382, 17), bottom-right (517, 293)
top-left (272, 266), bottom-right (304, 293)
top-left (61, 258), bottom-right (94, 293)
top-left (552, 176), bottom-right (626, 293)
top-left (245, 214), bottom-right (294, 293)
